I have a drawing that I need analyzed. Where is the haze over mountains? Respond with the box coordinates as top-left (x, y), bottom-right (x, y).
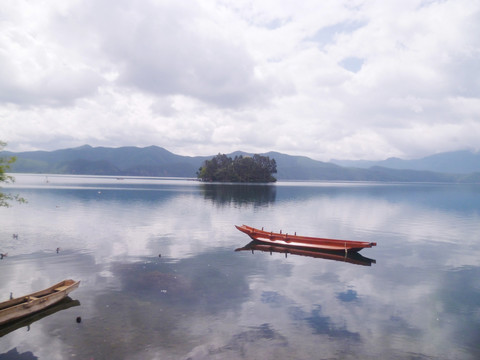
top-left (2, 145), bottom-right (480, 182)
top-left (331, 150), bottom-right (480, 174)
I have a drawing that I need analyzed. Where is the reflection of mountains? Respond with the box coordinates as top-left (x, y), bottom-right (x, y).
top-left (0, 297), bottom-right (80, 338)
top-left (236, 241), bottom-right (376, 266)
top-left (201, 184), bottom-right (276, 206)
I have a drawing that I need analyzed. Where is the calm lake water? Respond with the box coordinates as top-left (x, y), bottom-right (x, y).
top-left (1, 174), bottom-right (479, 359)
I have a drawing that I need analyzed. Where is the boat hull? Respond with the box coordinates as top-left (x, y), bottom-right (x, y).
top-left (0, 297), bottom-right (80, 338)
top-left (0, 279), bottom-right (80, 326)
top-left (235, 225), bottom-right (376, 252)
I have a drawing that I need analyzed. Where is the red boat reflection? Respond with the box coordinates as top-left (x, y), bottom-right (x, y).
top-left (235, 241), bottom-right (376, 266)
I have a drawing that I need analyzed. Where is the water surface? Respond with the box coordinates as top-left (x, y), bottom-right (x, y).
top-left (1, 174), bottom-right (479, 359)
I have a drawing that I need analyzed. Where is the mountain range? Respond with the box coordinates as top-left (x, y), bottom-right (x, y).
top-left (331, 150), bottom-right (480, 174)
top-left (1, 145), bottom-right (479, 183)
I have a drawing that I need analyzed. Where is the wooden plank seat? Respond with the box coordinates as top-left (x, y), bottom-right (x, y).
top-left (54, 286), bottom-right (70, 292)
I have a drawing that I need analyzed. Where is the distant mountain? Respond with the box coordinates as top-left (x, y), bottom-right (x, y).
top-left (331, 150), bottom-right (480, 174)
top-left (2, 145), bottom-right (209, 177)
top-left (1, 145), bottom-right (479, 182)
top-left (222, 150), bottom-right (479, 182)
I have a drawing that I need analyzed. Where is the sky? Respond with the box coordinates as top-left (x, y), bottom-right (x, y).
top-left (1, 0), bottom-right (479, 161)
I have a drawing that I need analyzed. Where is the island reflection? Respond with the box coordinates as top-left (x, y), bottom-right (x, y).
top-left (201, 183), bottom-right (276, 206)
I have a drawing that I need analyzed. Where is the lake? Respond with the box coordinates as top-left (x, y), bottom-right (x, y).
top-left (1, 174), bottom-right (479, 359)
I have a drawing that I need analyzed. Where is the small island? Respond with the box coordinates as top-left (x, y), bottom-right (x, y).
top-left (197, 154), bottom-right (277, 182)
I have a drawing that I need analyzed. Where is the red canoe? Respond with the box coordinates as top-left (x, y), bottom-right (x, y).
top-left (235, 225), bottom-right (376, 252)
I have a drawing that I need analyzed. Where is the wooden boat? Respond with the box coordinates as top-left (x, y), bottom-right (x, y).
top-left (0, 279), bottom-right (80, 326)
top-left (235, 225), bottom-right (376, 252)
top-left (235, 241), bottom-right (376, 266)
top-left (0, 297), bottom-right (80, 337)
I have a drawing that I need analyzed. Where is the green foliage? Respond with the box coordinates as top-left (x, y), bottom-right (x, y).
top-left (197, 153), bottom-right (277, 183)
top-left (0, 141), bottom-right (26, 207)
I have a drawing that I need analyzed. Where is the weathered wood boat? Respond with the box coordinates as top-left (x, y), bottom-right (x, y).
top-left (235, 241), bottom-right (376, 266)
top-left (0, 297), bottom-right (80, 337)
top-left (0, 279), bottom-right (80, 326)
top-left (235, 225), bottom-right (376, 252)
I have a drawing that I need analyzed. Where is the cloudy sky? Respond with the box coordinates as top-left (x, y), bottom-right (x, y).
top-left (1, 0), bottom-right (479, 161)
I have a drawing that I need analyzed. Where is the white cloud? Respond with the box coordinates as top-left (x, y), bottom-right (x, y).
top-left (1, 0), bottom-right (479, 160)
top-left (0, 1), bottom-right (104, 107)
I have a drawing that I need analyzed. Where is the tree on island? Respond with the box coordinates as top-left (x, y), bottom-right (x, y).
top-left (197, 154), bottom-right (277, 182)
top-left (0, 141), bottom-right (26, 207)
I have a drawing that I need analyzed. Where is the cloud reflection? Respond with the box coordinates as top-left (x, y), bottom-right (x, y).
top-left (1, 178), bottom-right (480, 359)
